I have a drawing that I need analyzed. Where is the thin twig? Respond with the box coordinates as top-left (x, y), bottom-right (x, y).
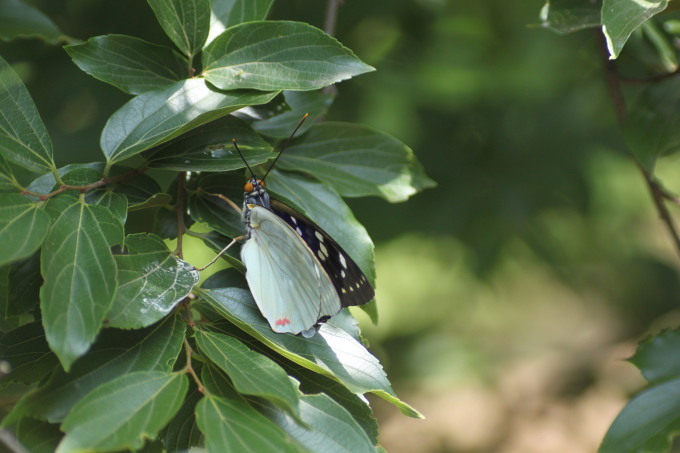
top-left (183, 337), bottom-right (204, 393)
top-left (597, 32), bottom-right (680, 257)
top-left (619, 66), bottom-right (680, 84)
top-left (323, 0), bottom-right (343, 36)
top-left (20, 168), bottom-right (145, 201)
top-left (175, 172), bottom-right (187, 259)
top-left (202, 191), bottom-right (242, 214)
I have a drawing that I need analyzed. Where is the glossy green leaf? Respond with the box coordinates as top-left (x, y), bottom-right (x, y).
top-left (0, 154), bottom-right (16, 190)
top-left (15, 418), bottom-right (63, 453)
top-left (40, 195), bottom-right (124, 370)
top-left (161, 386), bottom-right (202, 452)
top-left (188, 173), bottom-right (244, 238)
top-left (65, 35), bottom-right (189, 95)
top-left (152, 204), bottom-right (194, 240)
top-left (599, 377), bottom-right (680, 453)
top-left (267, 170), bottom-right (375, 283)
top-left (602, 0), bottom-right (668, 59)
top-left (107, 233), bottom-right (199, 329)
top-left (625, 77), bottom-right (680, 173)
top-left (206, 0), bottom-right (274, 45)
top-left (146, 115), bottom-right (274, 171)
top-left (196, 391), bottom-right (300, 453)
top-left (195, 330), bottom-right (300, 417)
top-left (203, 21), bottom-right (375, 91)
top-left (202, 267), bottom-right (247, 289)
top-left (199, 287), bottom-right (422, 418)
top-left (0, 55), bottom-right (55, 173)
top-left (539, 0), bottom-right (601, 34)
top-left (277, 122), bottom-right (436, 202)
top-left (148, 0), bottom-right (211, 58)
top-left (261, 392), bottom-right (378, 453)
top-left (101, 78), bottom-right (278, 163)
top-left (289, 362), bottom-right (378, 445)
top-left (0, 194), bottom-right (50, 266)
top-left (0, 0), bottom-right (61, 42)
top-left (57, 371), bottom-right (188, 453)
top-left (253, 90), bottom-right (334, 139)
top-left (3, 316), bottom-right (185, 424)
top-left (630, 329), bottom-right (680, 385)
top-left (85, 190), bottom-right (128, 225)
top-left (0, 321), bottom-right (58, 386)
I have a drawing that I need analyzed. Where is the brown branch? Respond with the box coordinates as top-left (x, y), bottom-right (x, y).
top-left (175, 172), bottom-right (187, 259)
top-left (21, 168), bottom-right (145, 201)
top-left (619, 66), bottom-right (680, 84)
top-left (597, 32), bottom-right (680, 258)
top-left (183, 337), bottom-right (204, 393)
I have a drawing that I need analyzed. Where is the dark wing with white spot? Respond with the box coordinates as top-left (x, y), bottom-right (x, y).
top-left (270, 200), bottom-right (374, 308)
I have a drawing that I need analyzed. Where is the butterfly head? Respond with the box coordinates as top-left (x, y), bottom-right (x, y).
top-left (243, 177), bottom-right (270, 209)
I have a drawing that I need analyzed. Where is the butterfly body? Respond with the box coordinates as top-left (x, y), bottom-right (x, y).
top-left (241, 177), bottom-right (374, 335)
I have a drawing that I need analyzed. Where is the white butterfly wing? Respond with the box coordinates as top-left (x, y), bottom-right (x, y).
top-left (242, 205), bottom-right (341, 334)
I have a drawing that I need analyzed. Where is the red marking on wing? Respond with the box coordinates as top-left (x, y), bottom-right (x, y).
top-left (275, 317), bottom-right (291, 326)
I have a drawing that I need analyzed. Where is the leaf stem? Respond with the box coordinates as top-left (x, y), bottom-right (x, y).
top-left (183, 337), bottom-right (204, 393)
top-left (597, 32), bottom-right (680, 258)
top-left (201, 190), bottom-right (242, 214)
top-left (20, 168), bottom-right (146, 201)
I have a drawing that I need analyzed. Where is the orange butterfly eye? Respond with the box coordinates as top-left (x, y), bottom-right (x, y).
top-left (244, 182), bottom-right (254, 192)
top-left (259, 180), bottom-right (265, 188)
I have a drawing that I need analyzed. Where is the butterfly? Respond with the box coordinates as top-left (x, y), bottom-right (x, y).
top-left (235, 117), bottom-right (374, 337)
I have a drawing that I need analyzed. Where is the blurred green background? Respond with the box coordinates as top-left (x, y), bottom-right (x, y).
top-left (4, 0), bottom-right (680, 451)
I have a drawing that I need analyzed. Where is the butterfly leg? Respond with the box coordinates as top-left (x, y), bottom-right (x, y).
top-left (194, 235), bottom-right (245, 271)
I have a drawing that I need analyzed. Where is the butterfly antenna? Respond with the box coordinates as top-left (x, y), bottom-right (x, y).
top-left (232, 138), bottom-right (256, 179)
top-left (262, 113), bottom-right (309, 182)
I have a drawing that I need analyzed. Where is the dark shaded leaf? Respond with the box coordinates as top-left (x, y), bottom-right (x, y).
top-left (15, 418), bottom-right (62, 453)
top-left (602, 0), bottom-right (668, 59)
top-left (630, 329), bottom-right (680, 385)
top-left (65, 34), bottom-right (189, 94)
top-left (146, 115), bottom-right (274, 171)
top-left (253, 90), bottom-right (334, 139)
top-left (0, 321), bottom-right (58, 386)
top-left (0, 0), bottom-right (61, 43)
top-left (540, 0), bottom-right (601, 34)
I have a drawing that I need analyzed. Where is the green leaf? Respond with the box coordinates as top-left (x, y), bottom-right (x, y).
top-left (3, 316), bottom-right (185, 424)
top-left (276, 122), bottom-right (436, 202)
top-left (57, 371), bottom-right (189, 453)
top-left (206, 0), bottom-right (274, 46)
top-left (15, 418), bottom-right (63, 453)
top-left (40, 195), bottom-right (124, 370)
top-left (202, 21), bottom-right (375, 91)
top-left (0, 321), bottom-right (58, 386)
top-left (146, 115), bottom-right (275, 171)
top-left (0, 0), bottom-right (62, 42)
top-left (199, 287), bottom-right (422, 418)
top-left (65, 35), bottom-right (189, 95)
top-left (195, 330), bottom-right (300, 417)
top-left (599, 377), bottom-right (680, 453)
top-left (625, 77), bottom-right (680, 173)
top-left (188, 173), bottom-right (244, 238)
top-left (0, 154), bottom-right (16, 190)
top-left (86, 190), bottom-right (128, 225)
top-left (196, 390), bottom-right (301, 453)
top-left (289, 362), bottom-right (378, 445)
top-left (261, 392), bottom-right (378, 453)
top-left (101, 78), bottom-right (278, 163)
top-left (539, 0), bottom-right (601, 34)
top-left (253, 90), bottom-right (334, 139)
top-left (0, 55), bottom-right (55, 173)
top-left (0, 194), bottom-right (50, 266)
top-left (107, 233), bottom-right (199, 329)
top-left (148, 0), bottom-right (211, 58)
top-left (161, 386), bottom-right (202, 452)
top-left (630, 329), bottom-right (680, 385)
top-left (267, 170), bottom-right (375, 283)
top-left (602, 0), bottom-right (668, 59)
